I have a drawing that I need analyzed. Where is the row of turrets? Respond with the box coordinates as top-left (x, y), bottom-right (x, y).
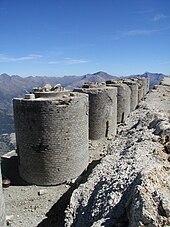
top-left (0, 77), bottom-right (149, 226)
top-left (11, 77), bottom-right (149, 186)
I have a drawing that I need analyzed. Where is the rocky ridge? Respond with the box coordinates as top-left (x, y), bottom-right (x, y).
top-left (64, 78), bottom-right (170, 227)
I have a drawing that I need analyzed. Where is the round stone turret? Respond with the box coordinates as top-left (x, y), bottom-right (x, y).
top-left (106, 81), bottom-right (131, 123)
top-left (123, 80), bottom-right (138, 111)
top-left (146, 77), bottom-right (150, 93)
top-left (131, 78), bottom-right (144, 102)
top-left (136, 77), bottom-right (148, 95)
top-left (74, 86), bottom-right (117, 140)
top-left (13, 92), bottom-right (89, 185)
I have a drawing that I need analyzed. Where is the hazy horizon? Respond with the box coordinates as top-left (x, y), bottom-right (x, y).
top-left (0, 70), bottom-right (168, 79)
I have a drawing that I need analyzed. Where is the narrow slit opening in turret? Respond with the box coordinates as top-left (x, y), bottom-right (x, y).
top-left (105, 121), bottom-right (109, 137)
top-left (121, 112), bottom-right (125, 123)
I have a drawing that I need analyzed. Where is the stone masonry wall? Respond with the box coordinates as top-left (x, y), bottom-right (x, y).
top-left (74, 87), bottom-right (117, 140)
top-left (106, 82), bottom-right (131, 124)
top-left (13, 92), bottom-right (89, 185)
top-left (137, 77), bottom-right (148, 95)
top-left (123, 80), bottom-right (138, 111)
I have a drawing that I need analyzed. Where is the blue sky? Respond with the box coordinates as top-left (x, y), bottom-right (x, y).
top-left (0, 0), bottom-right (170, 77)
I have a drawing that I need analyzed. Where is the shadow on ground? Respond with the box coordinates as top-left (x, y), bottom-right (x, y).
top-left (37, 159), bottom-right (101, 227)
top-left (1, 156), bottom-right (29, 186)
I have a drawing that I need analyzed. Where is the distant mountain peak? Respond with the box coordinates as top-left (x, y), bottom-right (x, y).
top-left (143, 72), bottom-right (164, 76)
top-left (128, 72), bottom-right (165, 88)
top-left (82, 71), bottom-right (117, 79)
top-left (1, 73), bottom-right (10, 78)
top-left (93, 71), bottom-right (108, 75)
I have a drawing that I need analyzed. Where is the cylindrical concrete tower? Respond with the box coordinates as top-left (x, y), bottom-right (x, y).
top-left (0, 164), bottom-right (6, 227)
top-left (106, 81), bottom-right (131, 124)
top-left (131, 78), bottom-right (144, 103)
top-left (137, 77), bottom-right (148, 95)
top-left (123, 80), bottom-right (138, 111)
top-left (138, 85), bottom-right (144, 102)
top-left (13, 92), bottom-right (89, 185)
top-left (146, 77), bottom-right (150, 93)
top-left (74, 87), bottom-right (117, 140)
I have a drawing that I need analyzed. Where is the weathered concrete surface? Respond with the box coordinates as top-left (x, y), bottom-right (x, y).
top-left (13, 92), bottom-right (89, 185)
top-left (123, 80), bottom-right (138, 111)
top-left (131, 78), bottom-right (145, 102)
top-left (137, 77), bottom-right (148, 95)
top-left (64, 77), bottom-right (170, 227)
top-left (106, 82), bottom-right (131, 123)
top-left (74, 87), bottom-right (117, 140)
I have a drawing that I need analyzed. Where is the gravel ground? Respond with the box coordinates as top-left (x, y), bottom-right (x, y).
top-left (2, 133), bottom-right (111, 227)
top-left (2, 77), bottom-right (170, 227)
